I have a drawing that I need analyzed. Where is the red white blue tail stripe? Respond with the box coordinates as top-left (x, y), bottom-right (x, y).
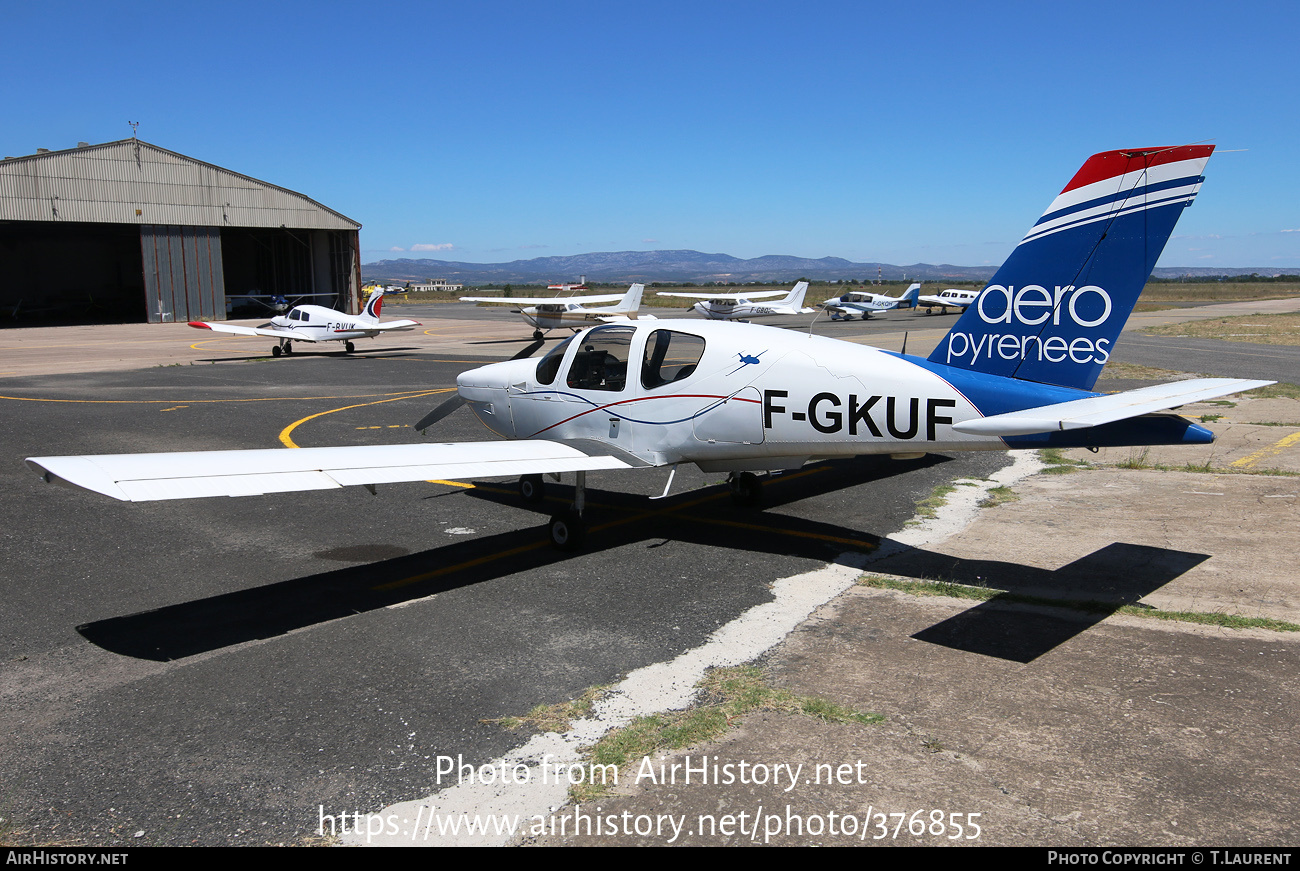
top-left (928, 146), bottom-right (1213, 391)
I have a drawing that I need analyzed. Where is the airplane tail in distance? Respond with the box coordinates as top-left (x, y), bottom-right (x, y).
top-left (619, 283), bottom-right (645, 314)
top-left (929, 146), bottom-right (1214, 391)
top-left (783, 281), bottom-right (809, 309)
top-left (361, 287), bottom-right (386, 322)
top-left (900, 282), bottom-right (921, 307)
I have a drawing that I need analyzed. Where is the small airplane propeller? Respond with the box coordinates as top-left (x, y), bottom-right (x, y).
top-left (415, 393), bottom-right (466, 432)
top-left (415, 338), bottom-right (546, 432)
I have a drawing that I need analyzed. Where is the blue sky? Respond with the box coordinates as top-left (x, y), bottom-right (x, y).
top-left (4, 0), bottom-right (1298, 269)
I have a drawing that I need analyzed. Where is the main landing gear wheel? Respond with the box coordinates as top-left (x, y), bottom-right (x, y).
top-left (283, 342), bottom-right (293, 355)
top-left (533, 329), bottom-right (544, 341)
top-left (271, 345), bottom-right (282, 357)
top-left (345, 341), bottom-right (355, 353)
top-left (548, 507), bottom-right (585, 551)
top-left (728, 472), bottom-right (763, 507)
top-left (519, 474), bottom-right (546, 503)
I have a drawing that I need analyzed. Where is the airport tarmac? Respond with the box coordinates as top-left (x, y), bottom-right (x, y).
top-left (3, 299), bottom-right (1300, 847)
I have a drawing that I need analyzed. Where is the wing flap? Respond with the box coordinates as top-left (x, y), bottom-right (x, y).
top-left (28, 441), bottom-right (635, 502)
top-left (952, 378), bottom-right (1274, 436)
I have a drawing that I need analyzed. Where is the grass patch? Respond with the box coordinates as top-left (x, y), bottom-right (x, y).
top-left (482, 685), bottom-right (609, 732)
top-left (912, 483), bottom-right (956, 522)
top-left (490, 667), bottom-right (882, 803)
top-left (1115, 448), bottom-right (1152, 469)
top-left (1095, 361), bottom-right (1189, 382)
top-left (1141, 312), bottom-right (1300, 346)
top-left (575, 667), bottom-right (880, 801)
top-left (978, 485), bottom-right (1020, 508)
top-left (858, 574), bottom-right (1300, 633)
top-left (1038, 448), bottom-right (1088, 475)
top-left (1245, 382), bottom-right (1300, 401)
top-left (1200, 414), bottom-right (1224, 423)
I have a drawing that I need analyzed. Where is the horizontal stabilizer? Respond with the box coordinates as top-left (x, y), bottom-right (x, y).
top-left (28, 441), bottom-right (634, 502)
top-left (952, 378), bottom-right (1274, 437)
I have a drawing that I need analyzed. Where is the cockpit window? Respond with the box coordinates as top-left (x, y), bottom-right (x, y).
top-left (641, 329), bottom-right (705, 389)
top-left (535, 336), bottom-right (574, 385)
top-left (565, 326), bottom-right (634, 392)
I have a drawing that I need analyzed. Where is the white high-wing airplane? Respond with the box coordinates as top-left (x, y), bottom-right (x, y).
top-left (460, 283), bottom-right (646, 340)
top-left (822, 282), bottom-right (921, 320)
top-left (189, 288), bottom-right (421, 357)
top-left (917, 287), bottom-right (979, 314)
top-left (656, 282), bottom-right (815, 321)
top-left (29, 146), bottom-right (1270, 553)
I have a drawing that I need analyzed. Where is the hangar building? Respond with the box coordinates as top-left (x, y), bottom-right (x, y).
top-left (0, 139), bottom-right (361, 324)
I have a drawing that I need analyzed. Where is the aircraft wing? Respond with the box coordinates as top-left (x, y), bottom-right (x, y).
top-left (460, 293), bottom-right (626, 305)
top-left (188, 321), bottom-right (311, 341)
top-left (952, 379), bottom-right (1274, 437)
top-left (27, 440), bottom-right (643, 502)
top-left (359, 320), bottom-right (420, 331)
top-left (656, 290), bottom-right (786, 300)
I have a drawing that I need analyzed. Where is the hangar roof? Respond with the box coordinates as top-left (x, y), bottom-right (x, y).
top-left (0, 140), bottom-right (360, 231)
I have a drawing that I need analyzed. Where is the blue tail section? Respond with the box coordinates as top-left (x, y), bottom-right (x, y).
top-left (928, 146), bottom-right (1214, 391)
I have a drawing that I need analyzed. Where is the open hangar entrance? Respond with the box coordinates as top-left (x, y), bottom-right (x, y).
top-left (0, 139), bottom-right (361, 325)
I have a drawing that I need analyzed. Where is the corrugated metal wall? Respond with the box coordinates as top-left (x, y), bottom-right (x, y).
top-left (141, 225), bottom-right (224, 323)
top-left (0, 140), bottom-right (360, 230)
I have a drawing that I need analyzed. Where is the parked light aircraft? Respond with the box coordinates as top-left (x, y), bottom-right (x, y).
top-left (30, 146), bottom-right (1269, 553)
top-left (917, 287), bottom-right (979, 314)
top-left (188, 288), bottom-right (421, 357)
top-left (656, 282), bottom-right (815, 321)
top-left (227, 290), bottom-right (340, 315)
top-left (460, 283), bottom-right (646, 340)
top-left (822, 283), bottom-right (921, 320)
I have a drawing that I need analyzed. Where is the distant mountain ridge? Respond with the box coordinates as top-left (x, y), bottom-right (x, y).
top-left (361, 249), bottom-right (1288, 285)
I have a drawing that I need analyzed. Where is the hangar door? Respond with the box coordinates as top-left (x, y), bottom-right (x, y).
top-left (141, 225), bottom-right (225, 323)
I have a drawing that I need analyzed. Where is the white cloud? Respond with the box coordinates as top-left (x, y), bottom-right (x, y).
top-left (411, 243), bottom-right (455, 252)
top-left (389, 246), bottom-right (405, 252)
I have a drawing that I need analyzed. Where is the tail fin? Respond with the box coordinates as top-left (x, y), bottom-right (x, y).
top-left (928, 146), bottom-right (1213, 390)
top-left (617, 283), bottom-right (644, 314)
top-left (899, 282), bottom-right (920, 307)
top-left (361, 287), bottom-right (386, 322)
top-left (783, 281), bottom-right (809, 309)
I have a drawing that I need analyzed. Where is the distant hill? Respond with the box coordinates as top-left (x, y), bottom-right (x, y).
top-left (362, 250), bottom-right (997, 285)
top-left (361, 249), bottom-right (1291, 286)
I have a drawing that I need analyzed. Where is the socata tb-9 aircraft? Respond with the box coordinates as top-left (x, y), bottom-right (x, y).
top-left (28, 145), bottom-right (1270, 550)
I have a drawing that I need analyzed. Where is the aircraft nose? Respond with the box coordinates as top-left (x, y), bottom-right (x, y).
top-left (456, 358), bottom-right (534, 439)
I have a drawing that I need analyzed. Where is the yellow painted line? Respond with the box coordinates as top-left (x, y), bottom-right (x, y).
top-left (1231, 430), bottom-right (1300, 469)
top-left (429, 480), bottom-right (476, 489)
top-left (278, 389), bottom-right (451, 448)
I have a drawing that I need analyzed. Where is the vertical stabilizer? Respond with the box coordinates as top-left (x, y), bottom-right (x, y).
top-left (928, 146), bottom-right (1213, 390)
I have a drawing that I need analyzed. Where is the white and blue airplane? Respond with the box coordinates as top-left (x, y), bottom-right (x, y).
top-left (188, 287), bottom-right (421, 357)
top-left (656, 281), bottom-right (815, 321)
top-left (28, 145), bottom-right (1269, 550)
top-left (822, 282), bottom-right (921, 320)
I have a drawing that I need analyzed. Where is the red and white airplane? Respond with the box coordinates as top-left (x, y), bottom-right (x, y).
top-left (188, 288), bottom-right (421, 357)
top-left (30, 146), bottom-right (1268, 550)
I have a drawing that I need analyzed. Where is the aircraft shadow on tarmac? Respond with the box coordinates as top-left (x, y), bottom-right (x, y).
top-left (872, 542), bottom-right (1210, 663)
top-left (74, 453), bottom-right (1208, 664)
top-left (189, 346), bottom-right (425, 363)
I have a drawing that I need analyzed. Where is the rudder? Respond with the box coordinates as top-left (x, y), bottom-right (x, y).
top-left (928, 146), bottom-right (1213, 390)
